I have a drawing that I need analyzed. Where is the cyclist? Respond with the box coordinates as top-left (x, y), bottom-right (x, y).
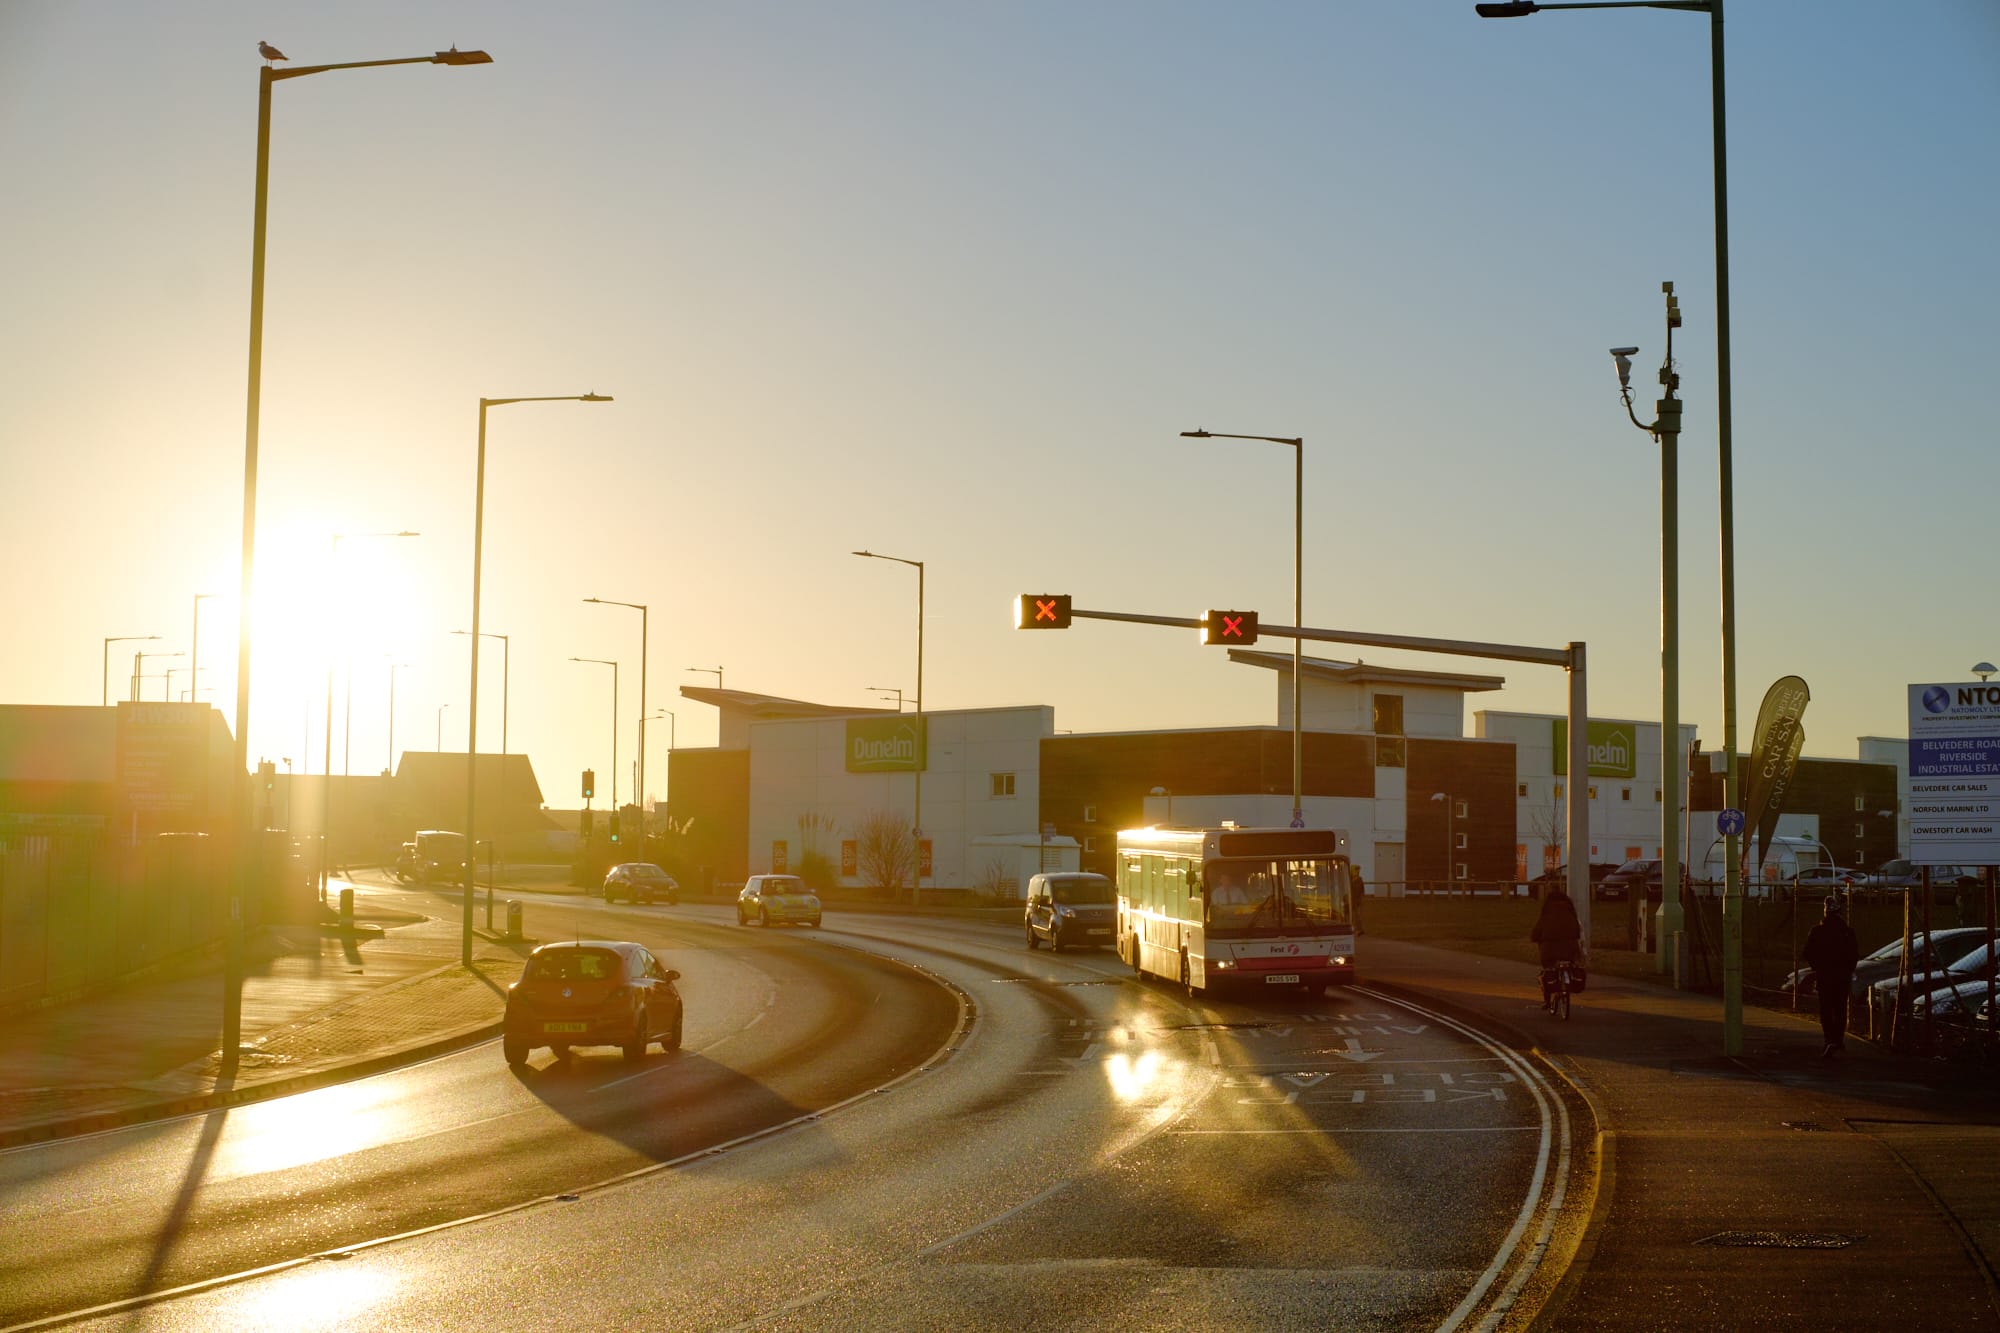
top-left (1531, 886), bottom-right (1584, 1011)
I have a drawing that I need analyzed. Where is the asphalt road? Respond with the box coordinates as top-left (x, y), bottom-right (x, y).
top-left (6, 890), bottom-right (1577, 1331)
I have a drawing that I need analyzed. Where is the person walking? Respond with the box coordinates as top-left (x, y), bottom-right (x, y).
top-left (1802, 894), bottom-right (1860, 1057)
top-left (1531, 888), bottom-right (1583, 1009)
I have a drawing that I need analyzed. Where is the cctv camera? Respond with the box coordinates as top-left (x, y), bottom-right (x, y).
top-left (1609, 346), bottom-right (1639, 357)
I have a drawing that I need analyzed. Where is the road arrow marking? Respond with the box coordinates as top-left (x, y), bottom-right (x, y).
top-left (1335, 1039), bottom-right (1382, 1063)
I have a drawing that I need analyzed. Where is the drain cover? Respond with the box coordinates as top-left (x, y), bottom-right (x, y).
top-left (1697, 1231), bottom-right (1861, 1250)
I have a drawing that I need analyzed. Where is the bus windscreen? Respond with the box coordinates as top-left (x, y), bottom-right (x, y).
top-left (1203, 858), bottom-right (1350, 935)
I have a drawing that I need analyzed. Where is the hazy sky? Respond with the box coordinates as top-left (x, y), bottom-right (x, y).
top-left (4, 2), bottom-right (1995, 806)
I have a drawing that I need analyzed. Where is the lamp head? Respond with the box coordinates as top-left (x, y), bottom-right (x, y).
top-left (433, 47), bottom-right (493, 65)
top-left (1474, 2), bottom-right (1539, 15)
top-left (580, 392), bottom-right (612, 402)
top-left (1974, 661), bottom-right (1997, 682)
top-left (1180, 429), bottom-right (1212, 438)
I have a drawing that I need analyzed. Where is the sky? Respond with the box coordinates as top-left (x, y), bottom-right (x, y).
top-left (3, 1), bottom-right (1995, 808)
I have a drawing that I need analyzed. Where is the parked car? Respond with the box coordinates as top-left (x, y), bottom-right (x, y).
top-left (1790, 866), bottom-right (1863, 890)
top-left (1527, 863), bottom-right (1620, 893)
top-left (1864, 859), bottom-right (1983, 890)
top-left (603, 862), bottom-right (680, 905)
top-left (502, 940), bottom-right (683, 1066)
top-left (1869, 940), bottom-right (2000, 1016)
top-left (1784, 927), bottom-right (1988, 1000)
top-left (1597, 859), bottom-right (1662, 902)
top-left (737, 874), bottom-right (822, 928)
top-left (1911, 975), bottom-right (1997, 1020)
top-left (1024, 871), bottom-right (1116, 952)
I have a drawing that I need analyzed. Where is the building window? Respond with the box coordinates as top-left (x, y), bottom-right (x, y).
top-left (1454, 831), bottom-right (1468, 850)
top-left (1588, 785), bottom-right (1599, 800)
top-left (1376, 737), bottom-right (1407, 768)
top-left (1854, 822), bottom-right (1864, 839)
top-left (1654, 789), bottom-right (1662, 803)
top-left (1517, 783), bottom-right (1528, 798)
top-left (1454, 862), bottom-right (1467, 881)
top-left (1854, 795), bottom-right (1865, 811)
top-left (1373, 694), bottom-right (1404, 736)
top-left (1553, 783), bottom-right (1563, 799)
top-left (1083, 805), bottom-right (1097, 823)
top-left (1083, 837), bottom-right (1097, 854)
top-left (1621, 787), bottom-right (1631, 802)
top-left (990, 772), bottom-right (1015, 798)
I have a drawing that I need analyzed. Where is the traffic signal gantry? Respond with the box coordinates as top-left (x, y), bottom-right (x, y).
top-left (1011, 592), bottom-right (1598, 941)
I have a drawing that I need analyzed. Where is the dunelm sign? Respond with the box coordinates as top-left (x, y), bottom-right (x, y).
top-left (846, 716), bottom-right (927, 774)
top-left (1551, 719), bottom-right (1637, 780)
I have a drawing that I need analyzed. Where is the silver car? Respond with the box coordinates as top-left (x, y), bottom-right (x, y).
top-left (737, 874), bottom-right (822, 928)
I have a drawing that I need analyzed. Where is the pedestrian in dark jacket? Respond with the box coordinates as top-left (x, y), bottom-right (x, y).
top-left (1802, 895), bottom-right (1860, 1056)
top-left (1531, 889), bottom-right (1583, 1005)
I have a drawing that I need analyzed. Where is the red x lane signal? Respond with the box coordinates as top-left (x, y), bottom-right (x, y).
top-left (1201, 609), bottom-right (1259, 646)
top-left (1015, 594), bottom-right (1073, 629)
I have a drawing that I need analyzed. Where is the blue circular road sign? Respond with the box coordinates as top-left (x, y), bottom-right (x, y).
top-left (1717, 808), bottom-right (1746, 837)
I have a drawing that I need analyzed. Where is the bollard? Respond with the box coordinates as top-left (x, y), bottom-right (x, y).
top-left (486, 884), bottom-right (494, 931)
top-left (1672, 929), bottom-right (1691, 990)
top-left (506, 900), bottom-right (522, 941)
top-left (339, 886), bottom-right (353, 924)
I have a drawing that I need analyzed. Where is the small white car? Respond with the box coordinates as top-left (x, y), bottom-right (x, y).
top-left (737, 875), bottom-right (822, 928)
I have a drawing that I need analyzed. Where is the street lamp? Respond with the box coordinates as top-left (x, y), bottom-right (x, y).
top-left (323, 530), bottom-right (418, 899)
top-left (1613, 287), bottom-right (1688, 976)
top-left (102, 635), bottom-right (161, 708)
top-left (436, 702), bottom-right (450, 751)
top-left (233, 43), bottom-right (491, 1054)
top-left (854, 549), bottom-right (925, 904)
top-left (1151, 785), bottom-right (1174, 824)
top-left (571, 658), bottom-right (620, 809)
top-left (462, 392), bottom-right (611, 967)
top-left (386, 660), bottom-right (412, 772)
top-left (1429, 791), bottom-right (1466, 890)
top-left (686, 665), bottom-right (724, 689)
top-left (586, 598), bottom-right (649, 824)
top-left (869, 686), bottom-right (905, 712)
top-left (165, 665), bottom-right (206, 703)
top-left (1477, 0), bottom-right (1742, 1049)
top-left (644, 709), bottom-right (676, 809)
top-left (1183, 429), bottom-right (1305, 827)
top-left (190, 595), bottom-right (215, 709)
top-left (134, 650), bottom-right (184, 701)
top-left (450, 630), bottom-right (511, 753)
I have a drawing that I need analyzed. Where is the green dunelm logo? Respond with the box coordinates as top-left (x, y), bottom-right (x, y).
top-left (846, 716), bottom-right (927, 773)
top-left (1552, 719), bottom-right (1637, 779)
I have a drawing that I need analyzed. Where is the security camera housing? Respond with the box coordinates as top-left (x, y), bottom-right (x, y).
top-left (1609, 346), bottom-right (1639, 357)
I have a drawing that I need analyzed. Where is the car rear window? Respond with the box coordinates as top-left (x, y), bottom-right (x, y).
top-left (526, 948), bottom-right (621, 982)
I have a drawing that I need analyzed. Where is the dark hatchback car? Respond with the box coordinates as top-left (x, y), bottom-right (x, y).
top-left (603, 861), bottom-right (680, 905)
top-left (503, 940), bottom-right (683, 1067)
top-left (1596, 859), bottom-right (1662, 902)
top-left (1024, 871), bottom-right (1117, 952)
top-left (1784, 926), bottom-right (1988, 1000)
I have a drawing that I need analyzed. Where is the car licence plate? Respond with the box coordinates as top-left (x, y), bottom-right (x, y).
top-left (1088, 927), bottom-right (1110, 935)
top-left (543, 1021), bottom-right (587, 1033)
top-left (1265, 974), bottom-right (1300, 985)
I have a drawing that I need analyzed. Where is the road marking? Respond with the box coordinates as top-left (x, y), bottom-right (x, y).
top-left (1334, 1037), bottom-right (1382, 1062)
top-left (1171, 1125), bottom-right (1542, 1135)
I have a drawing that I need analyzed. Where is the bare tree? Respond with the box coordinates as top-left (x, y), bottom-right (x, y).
top-left (853, 809), bottom-right (914, 897)
top-left (1528, 790), bottom-right (1565, 878)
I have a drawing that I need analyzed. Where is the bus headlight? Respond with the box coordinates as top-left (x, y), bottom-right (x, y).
top-left (1332, 956), bottom-right (1348, 966)
top-left (1212, 959), bottom-right (1235, 970)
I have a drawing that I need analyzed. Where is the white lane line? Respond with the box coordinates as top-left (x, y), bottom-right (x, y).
top-left (1349, 986), bottom-right (1571, 1333)
top-left (1171, 1126), bottom-right (1542, 1135)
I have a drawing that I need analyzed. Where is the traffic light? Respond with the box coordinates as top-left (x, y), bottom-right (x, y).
top-left (608, 813), bottom-right (621, 844)
top-left (258, 760), bottom-right (275, 789)
top-left (582, 769), bottom-right (595, 801)
top-left (1201, 609), bottom-right (1259, 646)
top-left (1015, 594), bottom-right (1072, 629)
top-left (580, 807), bottom-right (594, 836)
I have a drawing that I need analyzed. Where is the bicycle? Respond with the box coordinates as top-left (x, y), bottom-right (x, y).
top-left (1542, 960), bottom-right (1580, 1020)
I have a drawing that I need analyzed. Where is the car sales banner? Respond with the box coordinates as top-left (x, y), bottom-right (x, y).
top-left (1908, 681), bottom-right (2000, 864)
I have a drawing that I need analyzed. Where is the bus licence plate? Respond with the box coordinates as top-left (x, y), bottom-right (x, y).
top-left (543, 1021), bottom-right (587, 1033)
top-left (1265, 974), bottom-right (1300, 985)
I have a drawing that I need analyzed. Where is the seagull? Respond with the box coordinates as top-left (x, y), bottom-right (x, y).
top-left (258, 41), bottom-right (288, 65)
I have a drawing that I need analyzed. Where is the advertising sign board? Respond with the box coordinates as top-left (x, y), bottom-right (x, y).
top-left (1908, 681), bottom-right (2000, 864)
top-left (845, 716), bottom-right (927, 773)
top-left (117, 702), bottom-right (210, 816)
top-left (1551, 719), bottom-right (1637, 779)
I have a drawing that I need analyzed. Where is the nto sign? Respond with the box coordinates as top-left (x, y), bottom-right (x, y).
top-left (1201, 609), bottom-right (1259, 646)
top-left (1908, 680), bottom-right (2000, 863)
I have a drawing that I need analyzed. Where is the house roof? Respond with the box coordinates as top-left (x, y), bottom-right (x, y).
top-left (1227, 650), bottom-right (1505, 693)
top-left (393, 751), bottom-right (547, 810)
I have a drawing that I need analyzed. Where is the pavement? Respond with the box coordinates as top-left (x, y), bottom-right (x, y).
top-left (4, 882), bottom-right (1998, 1329)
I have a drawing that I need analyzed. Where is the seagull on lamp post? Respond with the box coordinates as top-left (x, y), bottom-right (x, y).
top-left (258, 41), bottom-right (288, 65)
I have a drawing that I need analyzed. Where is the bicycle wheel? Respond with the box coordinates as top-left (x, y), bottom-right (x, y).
top-left (1556, 986), bottom-right (1571, 1020)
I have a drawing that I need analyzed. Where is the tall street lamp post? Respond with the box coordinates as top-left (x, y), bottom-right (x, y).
top-left (1183, 430), bottom-right (1305, 827)
top-left (686, 666), bottom-right (723, 689)
top-left (869, 686), bottom-right (904, 711)
top-left (234, 42), bottom-right (491, 1054)
top-left (1612, 286), bottom-right (1688, 978)
top-left (854, 550), bottom-right (925, 905)
top-left (436, 703), bottom-right (449, 751)
top-left (191, 595), bottom-right (215, 708)
top-left (462, 393), bottom-right (611, 967)
top-left (135, 650), bottom-right (184, 701)
top-left (645, 709), bottom-right (676, 811)
top-left (451, 631), bottom-right (511, 755)
top-left (323, 530), bottom-right (418, 899)
top-left (571, 658), bottom-right (620, 809)
top-left (386, 660), bottom-right (412, 772)
top-left (1476, 0), bottom-right (1741, 1049)
top-left (586, 598), bottom-right (649, 828)
top-left (103, 635), bottom-right (161, 708)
